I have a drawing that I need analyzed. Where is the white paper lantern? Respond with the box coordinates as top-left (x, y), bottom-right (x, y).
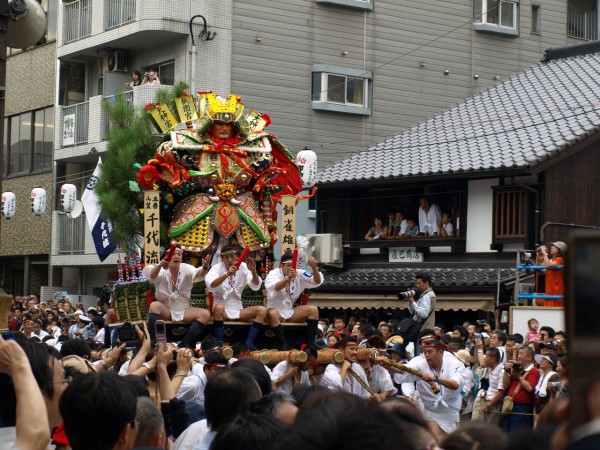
top-left (296, 150), bottom-right (317, 188)
top-left (1, 192), bottom-right (16, 219)
top-left (60, 184), bottom-right (77, 213)
top-left (31, 187), bottom-right (47, 215)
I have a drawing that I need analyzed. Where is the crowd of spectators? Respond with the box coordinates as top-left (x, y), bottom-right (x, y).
top-left (365, 196), bottom-right (455, 241)
top-left (0, 291), bottom-right (590, 450)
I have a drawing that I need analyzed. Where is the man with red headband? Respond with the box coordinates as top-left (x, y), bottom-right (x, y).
top-left (206, 244), bottom-right (265, 350)
top-left (265, 253), bottom-right (323, 349)
top-left (321, 336), bottom-right (371, 399)
top-left (382, 335), bottom-right (465, 440)
top-left (143, 247), bottom-right (212, 348)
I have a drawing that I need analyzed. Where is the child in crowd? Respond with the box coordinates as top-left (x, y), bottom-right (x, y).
top-left (526, 318), bottom-right (541, 343)
top-left (439, 213), bottom-right (454, 237)
top-left (406, 218), bottom-right (420, 237)
top-left (385, 209), bottom-right (397, 238)
top-left (393, 210), bottom-right (408, 238)
top-left (333, 316), bottom-right (349, 336)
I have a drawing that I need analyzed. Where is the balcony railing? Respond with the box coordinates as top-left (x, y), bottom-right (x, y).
top-left (63, 0), bottom-right (92, 44)
top-left (57, 213), bottom-right (86, 254)
top-left (567, 4), bottom-right (598, 40)
top-left (104, 90), bottom-right (134, 135)
top-left (61, 101), bottom-right (89, 146)
top-left (106, 0), bottom-right (136, 30)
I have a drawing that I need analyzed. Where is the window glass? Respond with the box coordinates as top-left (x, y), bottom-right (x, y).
top-left (327, 74), bottom-right (346, 103)
top-left (46, 0), bottom-right (57, 42)
top-left (44, 107), bottom-right (54, 169)
top-left (531, 5), bottom-right (540, 33)
top-left (474, 0), bottom-right (483, 21)
top-left (346, 77), bottom-right (364, 105)
top-left (312, 72), bottom-right (322, 100)
top-left (486, 0), bottom-right (499, 24)
top-left (3, 118), bottom-right (7, 176)
top-left (19, 112), bottom-right (32, 173)
top-left (158, 62), bottom-right (175, 85)
top-left (500, 1), bottom-right (514, 28)
top-left (33, 109), bottom-right (45, 170)
top-left (9, 116), bottom-right (20, 174)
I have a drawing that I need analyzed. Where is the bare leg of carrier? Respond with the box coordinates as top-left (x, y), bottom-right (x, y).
top-left (212, 305), bottom-right (226, 345)
top-left (287, 305), bottom-right (319, 345)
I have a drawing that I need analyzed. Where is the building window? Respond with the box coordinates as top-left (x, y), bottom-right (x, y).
top-left (314, 0), bottom-right (373, 12)
top-left (493, 188), bottom-right (527, 240)
top-left (6, 107), bottom-right (54, 175)
top-left (531, 5), bottom-right (541, 34)
top-left (311, 64), bottom-right (372, 116)
top-left (474, 0), bottom-right (519, 36)
top-left (144, 61), bottom-right (175, 86)
top-left (567, 0), bottom-right (598, 40)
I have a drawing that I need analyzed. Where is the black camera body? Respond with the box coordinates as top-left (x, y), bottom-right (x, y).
top-left (398, 289), bottom-right (419, 300)
top-left (512, 362), bottom-right (522, 373)
top-left (111, 322), bottom-right (140, 349)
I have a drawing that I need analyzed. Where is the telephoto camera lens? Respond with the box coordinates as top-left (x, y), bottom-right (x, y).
top-left (397, 289), bottom-right (417, 300)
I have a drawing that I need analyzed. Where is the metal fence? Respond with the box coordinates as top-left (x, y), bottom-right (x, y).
top-left (57, 213), bottom-right (86, 254)
top-left (103, 90), bottom-right (134, 136)
top-left (567, 4), bottom-right (598, 40)
top-left (61, 101), bottom-right (89, 146)
top-left (63, 0), bottom-right (92, 44)
top-left (106, 0), bottom-right (136, 29)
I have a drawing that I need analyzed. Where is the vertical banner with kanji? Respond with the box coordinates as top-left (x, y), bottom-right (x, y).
top-left (144, 190), bottom-right (161, 265)
top-left (280, 195), bottom-right (296, 257)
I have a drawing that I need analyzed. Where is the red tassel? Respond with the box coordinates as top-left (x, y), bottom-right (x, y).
top-left (146, 290), bottom-right (154, 308)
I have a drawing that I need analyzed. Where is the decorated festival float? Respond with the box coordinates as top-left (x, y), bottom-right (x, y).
top-left (98, 83), bottom-right (317, 347)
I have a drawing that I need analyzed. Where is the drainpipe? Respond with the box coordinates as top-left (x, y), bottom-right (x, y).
top-left (540, 222), bottom-right (600, 243)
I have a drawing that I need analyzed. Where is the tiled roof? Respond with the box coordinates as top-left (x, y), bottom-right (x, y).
top-left (321, 267), bottom-right (515, 290)
top-left (318, 49), bottom-right (600, 184)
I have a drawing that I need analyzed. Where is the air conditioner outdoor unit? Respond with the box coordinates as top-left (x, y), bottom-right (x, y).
top-left (306, 233), bottom-right (343, 267)
top-left (107, 51), bottom-right (126, 72)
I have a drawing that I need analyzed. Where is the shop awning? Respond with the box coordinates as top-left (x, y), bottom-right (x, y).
top-left (309, 292), bottom-right (495, 312)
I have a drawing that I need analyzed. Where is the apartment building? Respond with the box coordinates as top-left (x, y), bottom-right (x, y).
top-left (0, 0), bottom-right (57, 296)
top-left (48, 0), bottom-right (598, 296)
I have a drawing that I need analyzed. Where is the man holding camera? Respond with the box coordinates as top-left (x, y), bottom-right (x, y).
top-left (405, 274), bottom-right (436, 352)
top-left (502, 346), bottom-right (540, 432)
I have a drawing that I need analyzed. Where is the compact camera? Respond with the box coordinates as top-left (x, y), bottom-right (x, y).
top-left (397, 289), bottom-right (418, 300)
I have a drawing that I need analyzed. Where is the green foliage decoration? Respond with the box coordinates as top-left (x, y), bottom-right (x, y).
top-left (97, 83), bottom-right (190, 253)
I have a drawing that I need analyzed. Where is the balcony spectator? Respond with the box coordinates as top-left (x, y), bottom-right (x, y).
top-left (142, 69), bottom-right (161, 86)
top-left (392, 210), bottom-right (408, 238)
top-left (364, 215), bottom-right (387, 241)
top-left (406, 218), bottom-right (420, 237)
top-left (438, 212), bottom-right (454, 237)
top-left (123, 70), bottom-right (142, 90)
top-left (418, 196), bottom-right (442, 236)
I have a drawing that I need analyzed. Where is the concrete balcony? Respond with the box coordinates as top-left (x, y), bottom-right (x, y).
top-left (57, 0), bottom-right (198, 58)
top-left (55, 85), bottom-right (170, 162)
top-left (51, 211), bottom-right (118, 266)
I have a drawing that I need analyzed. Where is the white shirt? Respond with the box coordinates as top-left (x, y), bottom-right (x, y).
top-left (142, 263), bottom-right (206, 312)
top-left (485, 363), bottom-right (505, 401)
top-left (321, 362), bottom-right (371, 399)
top-left (271, 360), bottom-right (312, 394)
top-left (176, 364), bottom-right (207, 405)
top-left (173, 419), bottom-right (209, 450)
top-left (205, 262), bottom-right (262, 310)
top-left (265, 268), bottom-right (324, 312)
top-left (393, 352), bottom-right (464, 417)
top-left (418, 204), bottom-right (442, 235)
top-left (368, 364), bottom-right (398, 395)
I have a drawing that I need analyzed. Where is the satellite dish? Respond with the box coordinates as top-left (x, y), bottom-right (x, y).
top-left (7, 0), bottom-right (46, 49)
top-left (68, 200), bottom-right (84, 219)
